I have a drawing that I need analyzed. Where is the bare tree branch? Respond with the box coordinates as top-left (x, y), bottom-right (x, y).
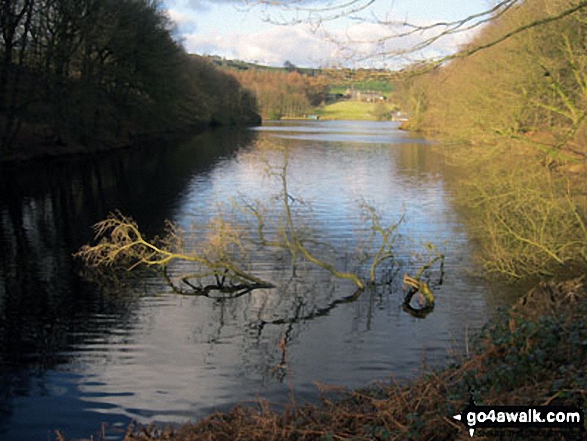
top-left (446, 1), bottom-right (587, 63)
top-left (249, 0), bottom-right (587, 70)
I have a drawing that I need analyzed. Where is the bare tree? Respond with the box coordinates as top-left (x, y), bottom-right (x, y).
top-left (248, 0), bottom-right (587, 72)
top-left (0, 0), bottom-right (35, 150)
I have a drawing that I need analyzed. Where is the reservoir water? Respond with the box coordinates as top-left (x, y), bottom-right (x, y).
top-left (0, 121), bottom-right (512, 440)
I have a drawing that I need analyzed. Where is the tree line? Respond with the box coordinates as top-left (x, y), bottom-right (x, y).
top-left (402, 0), bottom-right (587, 157)
top-left (230, 69), bottom-right (327, 119)
top-left (0, 0), bottom-right (260, 156)
top-left (399, 0), bottom-right (587, 279)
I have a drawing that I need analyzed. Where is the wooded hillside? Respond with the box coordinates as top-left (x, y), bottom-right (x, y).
top-left (400, 0), bottom-right (587, 280)
top-left (0, 0), bottom-right (260, 158)
top-left (230, 69), bottom-right (327, 119)
top-left (403, 0), bottom-right (587, 159)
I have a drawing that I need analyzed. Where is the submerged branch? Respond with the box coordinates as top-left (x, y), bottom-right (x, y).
top-left (75, 211), bottom-right (275, 295)
top-left (76, 149), bottom-right (445, 318)
top-left (276, 152), bottom-right (366, 290)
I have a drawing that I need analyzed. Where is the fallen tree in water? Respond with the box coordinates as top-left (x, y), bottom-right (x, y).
top-left (76, 147), bottom-right (443, 305)
top-left (76, 212), bottom-right (276, 297)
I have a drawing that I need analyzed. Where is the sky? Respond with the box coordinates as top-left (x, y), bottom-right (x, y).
top-left (162, 0), bottom-right (492, 68)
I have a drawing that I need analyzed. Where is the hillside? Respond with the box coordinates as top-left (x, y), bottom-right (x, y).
top-left (0, 2), bottom-right (261, 162)
top-left (204, 56), bottom-right (398, 120)
top-left (399, 0), bottom-right (587, 280)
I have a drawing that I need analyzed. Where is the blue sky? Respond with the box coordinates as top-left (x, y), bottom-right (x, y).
top-left (162, 0), bottom-right (490, 68)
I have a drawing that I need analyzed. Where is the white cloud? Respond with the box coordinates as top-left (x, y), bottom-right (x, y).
top-left (172, 4), bottom-right (482, 68)
top-left (183, 24), bottom-right (342, 67)
top-left (167, 0), bottom-right (243, 13)
top-left (320, 20), bottom-right (482, 67)
top-left (187, 0), bottom-right (243, 5)
top-left (166, 8), bottom-right (199, 33)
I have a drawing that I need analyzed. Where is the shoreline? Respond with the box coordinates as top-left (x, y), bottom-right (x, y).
top-left (67, 277), bottom-right (586, 441)
top-left (0, 125), bottom-right (264, 167)
top-left (34, 120), bottom-right (585, 440)
top-left (0, 124), bottom-right (243, 165)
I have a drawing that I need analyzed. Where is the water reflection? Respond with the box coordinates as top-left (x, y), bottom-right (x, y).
top-left (0, 129), bottom-right (254, 439)
top-left (0, 122), bottom-right (508, 440)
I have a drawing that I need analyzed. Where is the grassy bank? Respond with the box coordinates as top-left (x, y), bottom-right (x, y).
top-left (313, 101), bottom-right (385, 120)
top-left (73, 278), bottom-right (586, 441)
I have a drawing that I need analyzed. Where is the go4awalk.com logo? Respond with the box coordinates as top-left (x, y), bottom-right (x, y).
top-left (452, 402), bottom-right (584, 437)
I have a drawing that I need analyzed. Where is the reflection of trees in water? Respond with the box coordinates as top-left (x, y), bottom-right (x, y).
top-left (0, 228), bottom-right (138, 437)
top-left (0, 129), bottom-right (254, 360)
top-left (0, 130), bottom-right (254, 432)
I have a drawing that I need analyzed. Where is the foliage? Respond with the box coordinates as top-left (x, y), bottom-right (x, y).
top-left (465, 276), bottom-right (587, 402)
top-left (186, 55), bottom-right (261, 127)
top-left (402, 0), bottom-right (587, 156)
top-left (438, 143), bottom-right (587, 281)
top-left (0, 0), bottom-right (260, 154)
top-left (76, 212), bottom-right (274, 297)
top-left (463, 160), bottom-right (587, 279)
top-left (204, 60), bottom-right (398, 122)
top-left (396, 0), bottom-right (587, 280)
top-left (370, 101), bottom-right (391, 121)
top-left (230, 69), bottom-right (328, 119)
top-left (327, 80), bottom-right (394, 95)
top-left (205, 55), bottom-right (321, 77)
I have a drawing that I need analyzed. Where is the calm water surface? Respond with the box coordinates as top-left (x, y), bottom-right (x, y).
top-left (0, 121), bottom-right (514, 440)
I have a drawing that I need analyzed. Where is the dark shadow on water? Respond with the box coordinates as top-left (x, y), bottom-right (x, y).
top-left (0, 128), bottom-right (256, 439)
top-left (0, 122), bottom-right (509, 440)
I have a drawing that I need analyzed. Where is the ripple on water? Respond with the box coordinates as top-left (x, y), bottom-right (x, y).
top-left (0, 121), bottom-right (508, 440)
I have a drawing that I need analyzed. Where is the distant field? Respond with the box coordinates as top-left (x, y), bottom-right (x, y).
top-left (328, 80), bottom-right (394, 95)
top-left (314, 101), bottom-right (383, 120)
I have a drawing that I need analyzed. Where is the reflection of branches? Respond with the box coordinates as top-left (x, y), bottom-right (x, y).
top-left (270, 301), bottom-right (301, 382)
top-left (253, 239), bottom-right (445, 335)
top-left (77, 145), bottom-right (444, 316)
top-left (257, 288), bottom-right (364, 331)
top-left (255, 242), bottom-right (443, 328)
